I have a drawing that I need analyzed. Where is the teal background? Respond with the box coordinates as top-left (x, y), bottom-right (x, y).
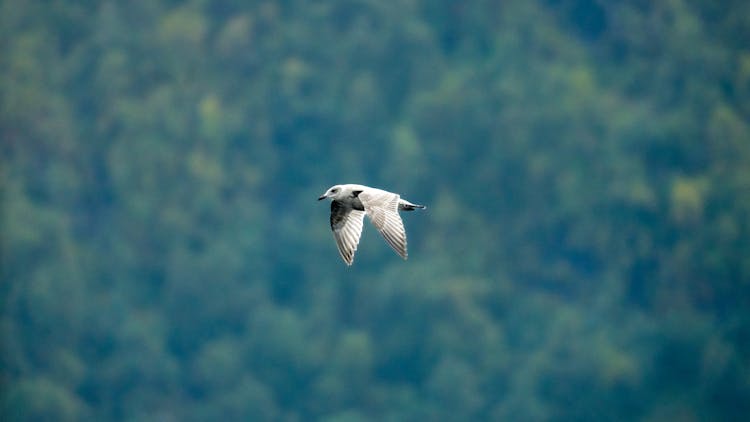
top-left (2, 0), bottom-right (749, 420)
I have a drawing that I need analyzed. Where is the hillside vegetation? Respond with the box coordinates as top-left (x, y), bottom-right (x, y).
top-left (2, 0), bottom-right (749, 420)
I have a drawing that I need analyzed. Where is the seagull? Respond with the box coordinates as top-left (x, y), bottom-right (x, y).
top-left (318, 184), bottom-right (426, 265)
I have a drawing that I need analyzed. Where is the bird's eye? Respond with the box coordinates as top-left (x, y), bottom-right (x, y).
top-left (331, 188), bottom-right (338, 193)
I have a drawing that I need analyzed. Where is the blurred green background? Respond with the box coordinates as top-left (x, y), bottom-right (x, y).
top-left (2, 0), bottom-right (749, 420)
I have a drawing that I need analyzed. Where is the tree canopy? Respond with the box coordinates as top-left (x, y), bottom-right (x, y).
top-left (2, 0), bottom-right (749, 420)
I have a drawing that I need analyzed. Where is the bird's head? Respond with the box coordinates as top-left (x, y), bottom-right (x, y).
top-left (318, 185), bottom-right (344, 201)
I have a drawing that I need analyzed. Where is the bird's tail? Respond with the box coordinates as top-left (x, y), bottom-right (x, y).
top-left (399, 199), bottom-right (426, 211)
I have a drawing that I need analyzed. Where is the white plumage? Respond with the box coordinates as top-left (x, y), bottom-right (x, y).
top-left (318, 184), bottom-right (425, 265)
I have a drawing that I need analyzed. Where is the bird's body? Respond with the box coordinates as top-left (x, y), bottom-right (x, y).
top-left (318, 184), bottom-right (425, 265)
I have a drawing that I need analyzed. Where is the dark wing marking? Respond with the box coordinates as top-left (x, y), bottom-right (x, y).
top-left (330, 200), bottom-right (366, 265)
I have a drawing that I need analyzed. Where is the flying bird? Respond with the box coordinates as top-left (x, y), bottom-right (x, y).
top-left (318, 184), bottom-right (426, 265)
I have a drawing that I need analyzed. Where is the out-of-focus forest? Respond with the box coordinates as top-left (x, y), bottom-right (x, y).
top-left (2, 0), bottom-right (749, 420)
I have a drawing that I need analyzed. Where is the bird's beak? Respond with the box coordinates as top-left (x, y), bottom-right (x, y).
top-left (318, 195), bottom-right (326, 201)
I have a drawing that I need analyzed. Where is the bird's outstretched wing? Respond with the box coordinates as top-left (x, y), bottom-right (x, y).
top-left (358, 189), bottom-right (408, 259)
top-left (330, 200), bottom-right (365, 265)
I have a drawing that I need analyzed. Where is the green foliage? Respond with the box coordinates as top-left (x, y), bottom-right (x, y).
top-left (2, 0), bottom-right (749, 420)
